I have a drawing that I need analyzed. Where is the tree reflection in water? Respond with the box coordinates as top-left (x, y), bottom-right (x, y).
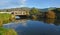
top-left (44, 19), bottom-right (55, 24)
top-left (42, 18), bottom-right (60, 26)
top-left (54, 19), bottom-right (60, 26)
top-left (14, 18), bottom-right (60, 26)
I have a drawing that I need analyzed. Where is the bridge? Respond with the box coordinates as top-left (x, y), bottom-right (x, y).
top-left (11, 11), bottom-right (29, 15)
top-left (11, 10), bottom-right (29, 18)
top-left (0, 10), bottom-right (29, 19)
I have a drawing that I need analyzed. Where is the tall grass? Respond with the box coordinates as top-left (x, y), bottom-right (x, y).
top-left (0, 13), bottom-right (17, 35)
top-left (0, 13), bottom-right (13, 26)
top-left (0, 27), bottom-right (17, 35)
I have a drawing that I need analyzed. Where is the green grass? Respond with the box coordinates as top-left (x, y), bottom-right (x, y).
top-left (0, 13), bottom-right (17, 35)
top-left (0, 13), bottom-right (14, 26)
top-left (0, 27), bottom-right (17, 35)
top-left (0, 13), bottom-right (12, 26)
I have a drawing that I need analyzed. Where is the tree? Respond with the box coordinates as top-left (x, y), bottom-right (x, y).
top-left (46, 10), bottom-right (56, 19)
top-left (6, 10), bottom-right (9, 12)
top-left (29, 8), bottom-right (39, 15)
top-left (52, 8), bottom-right (60, 18)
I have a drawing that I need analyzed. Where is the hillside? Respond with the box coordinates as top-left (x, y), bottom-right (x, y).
top-left (0, 7), bottom-right (57, 12)
top-left (0, 7), bottom-right (31, 12)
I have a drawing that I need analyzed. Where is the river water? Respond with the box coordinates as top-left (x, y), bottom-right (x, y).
top-left (3, 18), bottom-right (60, 35)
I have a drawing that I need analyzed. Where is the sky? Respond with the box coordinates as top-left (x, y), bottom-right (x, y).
top-left (0, 0), bottom-right (60, 9)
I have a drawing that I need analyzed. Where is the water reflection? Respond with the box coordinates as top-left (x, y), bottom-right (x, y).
top-left (3, 19), bottom-right (60, 35)
top-left (15, 19), bottom-right (27, 23)
top-left (3, 18), bottom-right (60, 35)
top-left (44, 19), bottom-right (55, 24)
top-left (54, 19), bottom-right (60, 25)
top-left (42, 18), bottom-right (60, 26)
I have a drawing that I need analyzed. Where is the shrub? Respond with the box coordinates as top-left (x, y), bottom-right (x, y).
top-left (0, 27), bottom-right (17, 35)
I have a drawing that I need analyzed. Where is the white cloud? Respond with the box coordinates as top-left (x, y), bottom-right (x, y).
top-left (19, 0), bottom-right (27, 7)
top-left (19, 0), bottom-right (26, 4)
top-left (20, 5), bottom-right (25, 7)
top-left (0, 0), bottom-right (27, 9)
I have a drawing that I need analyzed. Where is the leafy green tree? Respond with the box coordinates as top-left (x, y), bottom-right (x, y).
top-left (30, 8), bottom-right (39, 15)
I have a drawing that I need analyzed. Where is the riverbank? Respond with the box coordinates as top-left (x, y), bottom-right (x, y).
top-left (0, 13), bottom-right (17, 35)
top-left (0, 13), bottom-right (14, 25)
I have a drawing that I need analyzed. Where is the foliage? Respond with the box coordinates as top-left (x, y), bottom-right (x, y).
top-left (53, 8), bottom-right (60, 13)
top-left (0, 27), bottom-right (17, 35)
top-left (0, 13), bottom-right (13, 27)
top-left (52, 8), bottom-right (60, 18)
top-left (0, 13), bottom-right (17, 35)
top-left (0, 20), bottom-right (3, 27)
top-left (46, 10), bottom-right (56, 19)
top-left (6, 29), bottom-right (17, 35)
top-left (29, 8), bottom-right (39, 15)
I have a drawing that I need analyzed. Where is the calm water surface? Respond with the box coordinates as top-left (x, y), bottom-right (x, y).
top-left (3, 19), bottom-right (60, 35)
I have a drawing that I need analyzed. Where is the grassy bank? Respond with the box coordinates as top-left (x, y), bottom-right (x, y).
top-left (0, 13), bottom-right (17, 35)
top-left (0, 13), bottom-right (11, 23)
top-left (0, 13), bottom-right (14, 26)
top-left (0, 27), bottom-right (17, 35)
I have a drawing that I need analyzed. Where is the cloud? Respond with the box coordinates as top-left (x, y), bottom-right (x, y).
top-left (19, 0), bottom-right (27, 4)
top-left (19, 0), bottom-right (27, 7)
top-left (0, 0), bottom-right (27, 9)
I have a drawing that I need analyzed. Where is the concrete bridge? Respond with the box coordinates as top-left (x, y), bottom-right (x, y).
top-left (11, 11), bottom-right (29, 15)
top-left (11, 11), bottom-right (29, 19)
top-left (0, 10), bottom-right (29, 19)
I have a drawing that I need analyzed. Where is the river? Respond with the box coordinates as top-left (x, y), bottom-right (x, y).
top-left (3, 18), bottom-right (60, 35)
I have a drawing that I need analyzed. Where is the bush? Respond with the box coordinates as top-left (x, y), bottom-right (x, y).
top-left (0, 27), bottom-right (17, 35)
top-left (46, 11), bottom-right (56, 19)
